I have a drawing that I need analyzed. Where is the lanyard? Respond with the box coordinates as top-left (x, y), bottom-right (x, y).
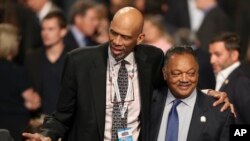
top-left (109, 59), bottom-right (135, 118)
top-left (112, 76), bottom-right (133, 118)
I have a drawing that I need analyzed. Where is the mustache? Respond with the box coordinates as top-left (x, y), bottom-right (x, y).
top-left (177, 82), bottom-right (191, 86)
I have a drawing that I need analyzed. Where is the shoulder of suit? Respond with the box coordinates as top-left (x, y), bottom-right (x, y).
top-left (152, 86), bottom-right (168, 100)
top-left (135, 44), bottom-right (164, 60)
top-left (66, 43), bottom-right (108, 59)
top-left (136, 44), bottom-right (163, 53)
top-left (197, 90), bottom-right (231, 115)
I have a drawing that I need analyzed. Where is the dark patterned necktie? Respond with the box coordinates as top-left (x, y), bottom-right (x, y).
top-left (111, 60), bottom-right (128, 141)
top-left (165, 99), bottom-right (181, 141)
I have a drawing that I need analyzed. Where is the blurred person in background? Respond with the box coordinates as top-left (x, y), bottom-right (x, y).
top-left (0, 0), bottom-right (43, 65)
top-left (25, 11), bottom-right (69, 115)
top-left (64, 0), bottom-right (99, 49)
top-left (240, 39), bottom-right (250, 78)
top-left (143, 14), bottom-right (173, 54)
top-left (195, 0), bottom-right (232, 51)
top-left (107, 0), bottom-right (133, 21)
top-left (209, 32), bottom-right (250, 124)
top-left (0, 23), bottom-right (40, 141)
top-left (93, 3), bottom-right (109, 44)
top-left (22, 0), bottom-right (61, 21)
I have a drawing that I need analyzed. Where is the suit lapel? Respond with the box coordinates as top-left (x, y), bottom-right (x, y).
top-left (151, 87), bottom-right (168, 141)
top-left (219, 67), bottom-right (239, 91)
top-left (135, 47), bottom-right (152, 115)
top-left (187, 91), bottom-right (210, 141)
top-left (134, 46), bottom-right (152, 140)
top-left (90, 45), bottom-right (108, 140)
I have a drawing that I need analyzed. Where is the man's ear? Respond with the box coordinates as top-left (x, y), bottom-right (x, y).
top-left (61, 27), bottom-right (68, 37)
top-left (137, 33), bottom-right (145, 45)
top-left (231, 50), bottom-right (239, 62)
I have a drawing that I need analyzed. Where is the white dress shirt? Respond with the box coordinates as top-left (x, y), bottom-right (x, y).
top-left (70, 26), bottom-right (87, 48)
top-left (215, 61), bottom-right (240, 91)
top-left (187, 0), bottom-right (205, 31)
top-left (104, 48), bottom-right (141, 141)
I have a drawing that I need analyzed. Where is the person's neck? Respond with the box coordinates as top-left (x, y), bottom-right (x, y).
top-left (45, 42), bottom-right (64, 63)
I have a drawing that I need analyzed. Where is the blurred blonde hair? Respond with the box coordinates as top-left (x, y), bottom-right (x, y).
top-left (0, 23), bottom-right (19, 60)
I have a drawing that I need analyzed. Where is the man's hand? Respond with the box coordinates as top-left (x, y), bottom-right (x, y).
top-left (207, 90), bottom-right (236, 117)
top-left (22, 133), bottom-right (51, 141)
top-left (22, 88), bottom-right (41, 111)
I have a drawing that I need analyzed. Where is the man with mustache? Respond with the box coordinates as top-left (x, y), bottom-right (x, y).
top-left (150, 46), bottom-right (233, 141)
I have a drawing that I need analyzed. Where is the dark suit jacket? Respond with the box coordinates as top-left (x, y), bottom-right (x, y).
top-left (197, 6), bottom-right (232, 51)
top-left (195, 48), bottom-right (216, 89)
top-left (165, 0), bottom-right (190, 29)
top-left (64, 30), bottom-right (98, 50)
top-left (150, 87), bottom-right (233, 141)
top-left (40, 43), bottom-right (164, 141)
top-left (219, 66), bottom-right (250, 124)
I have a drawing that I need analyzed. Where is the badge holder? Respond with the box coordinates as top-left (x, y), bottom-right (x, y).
top-left (117, 128), bottom-right (133, 141)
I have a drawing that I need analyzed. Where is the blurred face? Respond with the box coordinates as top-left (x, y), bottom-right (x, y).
top-left (163, 53), bottom-right (199, 99)
top-left (109, 18), bottom-right (144, 60)
top-left (209, 41), bottom-right (234, 73)
top-left (77, 8), bottom-right (99, 37)
top-left (195, 0), bottom-right (208, 10)
top-left (143, 20), bottom-right (160, 43)
top-left (25, 0), bottom-right (46, 12)
top-left (134, 0), bottom-right (145, 11)
top-left (41, 18), bottom-right (66, 47)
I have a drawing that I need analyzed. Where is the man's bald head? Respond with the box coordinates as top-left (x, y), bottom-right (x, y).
top-left (108, 7), bottom-right (145, 60)
top-left (112, 7), bottom-right (144, 34)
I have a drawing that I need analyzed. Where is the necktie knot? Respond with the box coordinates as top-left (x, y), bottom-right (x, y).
top-left (172, 99), bottom-right (181, 108)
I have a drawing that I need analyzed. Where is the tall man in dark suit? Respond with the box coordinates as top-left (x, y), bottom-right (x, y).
top-left (23, 7), bottom-right (164, 141)
top-left (150, 46), bottom-right (233, 141)
top-left (209, 32), bottom-right (250, 124)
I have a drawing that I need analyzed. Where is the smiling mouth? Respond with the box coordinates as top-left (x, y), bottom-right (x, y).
top-left (178, 84), bottom-right (191, 90)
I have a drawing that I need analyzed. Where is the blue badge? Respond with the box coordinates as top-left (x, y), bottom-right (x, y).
top-left (117, 128), bottom-right (133, 141)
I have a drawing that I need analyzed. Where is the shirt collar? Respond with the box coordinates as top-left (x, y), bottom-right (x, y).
top-left (217, 61), bottom-right (240, 80)
top-left (108, 46), bottom-right (134, 66)
top-left (166, 88), bottom-right (197, 107)
top-left (70, 25), bottom-right (86, 47)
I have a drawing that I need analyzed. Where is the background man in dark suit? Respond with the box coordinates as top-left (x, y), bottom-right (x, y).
top-left (150, 46), bottom-right (233, 141)
top-left (196, 0), bottom-right (232, 51)
top-left (64, 1), bottom-right (99, 49)
top-left (23, 7), bottom-right (164, 141)
top-left (209, 32), bottom-right (250, 124)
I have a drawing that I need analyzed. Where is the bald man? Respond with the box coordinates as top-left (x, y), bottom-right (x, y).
top-left (23, 7), bottom-right (164, 141)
